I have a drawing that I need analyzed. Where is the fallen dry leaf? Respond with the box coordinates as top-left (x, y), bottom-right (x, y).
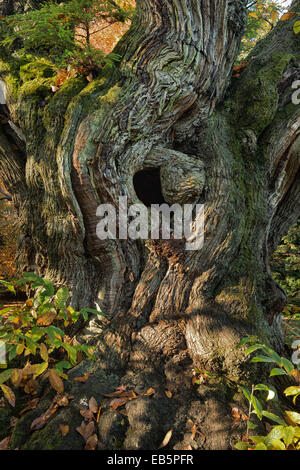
top-left (184, 444), bottom-right (192, 450)
top-left (0, 436), bottom-right (10, 450)
top-left (83, 421), bottom-right (95, 442)
top-left (80, 409), bottom-right (94, 421)
top-left (158, 430), bottom-right (173, 449)
top-left (76, 421), bottom-right (87, 437)
top-left (191, 424), bottom-right (197, 440)
top-left (49, 370), bottom-right (64, 394)
top-left (84, 433), bottom-right (98, 450)
top-left (165, 390), bottom-right (172, 399)
top-left (115, 385), bottom-right (127, 392)
top-left (110, 398), bottom-right (129, 410)
top-left (231, 406), bottom-right (240, 419)
top-left (19, 398), bottom-right (40, 416)
top-left (59, 424), bottom-right (69, 437)
top-left (89, 397), bottom-right (98, 414)
top-left (73, 373), bottom-right (90, 383)
top-left (144, 388), bottom-right (155, 397)
top-left (104, 389), bottom-right (137, 399)
top-left (30, 393), bottom-right (72, 432)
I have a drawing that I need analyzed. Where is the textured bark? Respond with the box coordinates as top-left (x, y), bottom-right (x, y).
top-left (0, 0), bottom-right (299, 450)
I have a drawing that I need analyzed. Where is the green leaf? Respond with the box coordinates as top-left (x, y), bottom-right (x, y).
top-left (262, 411), bottom-right (286, 425)
top-left (251, 395), bottom-right (263, 420)
top-left (248, 421), bottom-right (258, 429)
top-left (283, 426), bottom-right (295, 447)
top-left (271, 439), bottom-right (286, 450)
top-left (293, 20), bottom-right (300, 34)
top-left (254, 384), bottom-right (269, 392)
top-left (281, 358), bottom-right (294, 375)
top-left (0, 369), bottom-right (12, 385)
top-left (265, 426), bottom-right (285, 447)
top-left (235, 441), bottom-right (249, 450)
top-left (236, 336), bottom-right (259, 348)
top-left (244, 344), bottom-right (264, 355)
top-left (240, 386), bottom-right (251, 402)
top-left (284, 385), bottom-right (300, 397)
top-left (55, 287), bottom-right (69, 310)
top-left (80, 307), bottom-right (107, 318)
top-left (55, 360), bottom-right (72, 373)
top-left (262, 348), bottom-right (282, 365)
top-left (255, 442), bottom-right (267, 450)
top-left (251, 355), bottom-right (276, 363)
top-left (270, 368), bottom-right (287, 377)
top-left (32, 362), bottom-right (48, 378)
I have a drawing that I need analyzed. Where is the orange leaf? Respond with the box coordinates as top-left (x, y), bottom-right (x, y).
top-left (280, 12), bottom-right (296, 21)
top-left (184, 444), bottom-right (192, 450)
top-left (73, 372), bottom-right (90, 383)
top-left (144, 388), bottom-right (155, 397)
top-left (36, 311), bottom-right (56, 326)
top-left (59, 424), bottom-right (69, 437)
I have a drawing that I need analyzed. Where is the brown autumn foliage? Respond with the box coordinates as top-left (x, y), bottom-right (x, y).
top-left (0, 195), bottom-right (17, 279)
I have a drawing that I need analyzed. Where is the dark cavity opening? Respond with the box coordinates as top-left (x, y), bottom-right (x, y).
top-left (133, 168), bottom-right (166, 207)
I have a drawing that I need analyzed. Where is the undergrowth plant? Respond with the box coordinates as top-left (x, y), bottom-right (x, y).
top-left (235, 336), bottom-right (300, 450)
top-left (0, 0), bottom-right (134, 73)
top-left (0, 272), bottom-right (105, 407)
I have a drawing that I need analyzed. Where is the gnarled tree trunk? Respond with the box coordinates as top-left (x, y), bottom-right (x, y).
top-left (0, 0), bottom-right (299, 450)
